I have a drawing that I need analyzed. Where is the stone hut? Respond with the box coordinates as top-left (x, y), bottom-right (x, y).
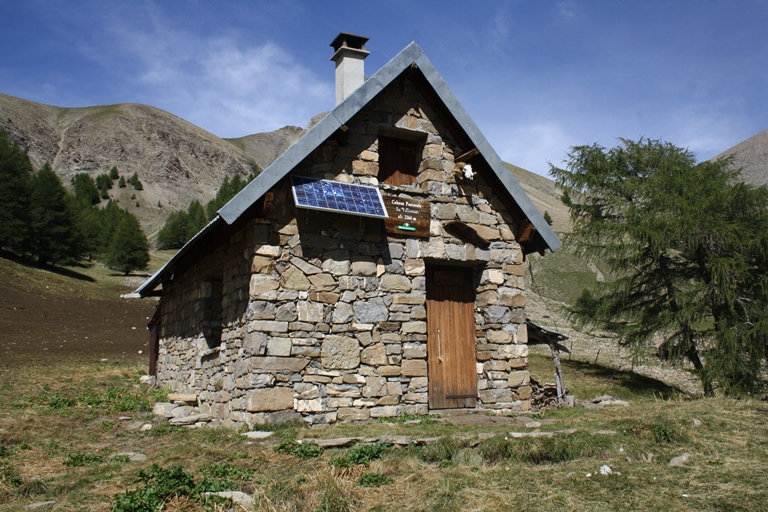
top-left (135, 34), bottom-right (560, 427)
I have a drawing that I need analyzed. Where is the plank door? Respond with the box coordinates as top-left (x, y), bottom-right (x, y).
top-left (426, 266), bottom-right (478, 409)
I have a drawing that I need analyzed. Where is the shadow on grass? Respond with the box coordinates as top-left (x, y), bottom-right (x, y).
top-left (0, 250), bottom-right (96, 282)
top-left (561, 358), bottom-right (685, 399)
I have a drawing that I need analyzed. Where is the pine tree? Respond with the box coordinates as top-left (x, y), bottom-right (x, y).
top-left (156, 210), bottom-right (192, 250)
top-left (106, 211), bottom-right (149, 275)
top-left (551, 138), bottom-right (768, 396)
top-left (186, 200), bottom-right (208, 237)
top-left (29, 163), bottom-right (82, 265)
top-left (543, 210), bottom-right (553, 226)
top-left (118, 176), bottom-right (126, 188)
top-left (0, 127), bottom-right (33, 254)
top-left (109, 166), bottom-right (119, 180)
top-left (128, 172), bottom-right (143, 191)
top-left (72, 173), bottom-right (101, 206)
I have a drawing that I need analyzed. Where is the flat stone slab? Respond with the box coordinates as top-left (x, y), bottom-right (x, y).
top-left (168, 393), bottom-right (198, 404)
top-left (379, 435), bottom-right (413, 446)
top-left (169, 413), bottom-right (212, 425)
top-left (241, 431), bottom-right (274, 440)
top-left (152, 402), bottom-right (178, 418)
top-left (508, 429), bottom-right (578, 438)
top-left (113, 451), bottom-right (147, 462)
top-left (202, 491), bottom-right (253, 508)
top-left (24, 502), bottom-right (56, 510)
top-left (306, 437), bottom-right (378, 448)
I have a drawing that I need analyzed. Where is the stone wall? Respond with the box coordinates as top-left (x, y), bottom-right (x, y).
top-left (156, 72), bottom-right (531, 426)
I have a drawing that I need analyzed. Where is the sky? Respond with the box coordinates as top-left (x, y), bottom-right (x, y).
top-left (1, 1), bottom-right (766, 177)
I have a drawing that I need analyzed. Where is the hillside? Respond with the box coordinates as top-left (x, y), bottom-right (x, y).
top-left (0, 93), bottom-right (299, 238)
top-left (712, 128), bottom-right (768, 186)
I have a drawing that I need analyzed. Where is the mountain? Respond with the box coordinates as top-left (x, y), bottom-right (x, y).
top-left (0, 93), bottom-right (301, 238)
top-left (712, 128), bottom-right (768, 187)
top-left (0, 92), bottom-right (571, 239)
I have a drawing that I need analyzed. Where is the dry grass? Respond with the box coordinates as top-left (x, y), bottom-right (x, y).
top-left (1, 355), bottom-right (767, 511)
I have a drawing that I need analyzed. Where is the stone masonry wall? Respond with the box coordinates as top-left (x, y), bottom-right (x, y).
top-left (156, 73), bottom-right (531, 427)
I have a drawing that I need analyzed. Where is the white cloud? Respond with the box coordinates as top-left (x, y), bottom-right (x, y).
top-left (489, 120), bottom-right (575, 176)
top-left (82, 6), bottom-right (333, 137)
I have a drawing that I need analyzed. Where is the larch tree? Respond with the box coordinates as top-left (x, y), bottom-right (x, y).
top-left (551, 138), bottom-right (768, 396)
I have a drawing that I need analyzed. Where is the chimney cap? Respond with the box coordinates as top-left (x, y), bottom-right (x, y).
top-left (330, 32), bottom-right (369, 53)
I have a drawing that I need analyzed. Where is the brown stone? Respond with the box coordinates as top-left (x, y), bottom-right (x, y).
top-left (309, 292), bottom-right (341, 303)
top-left (515, 386), bottom-right (532, 400)
top-left (249, 275), bottom-right (279, 300)
top-left (392, 293), bottom-right (425, 305)
top-left (360, 343), bottom-right (388, 366)
top-left (246, 388), bottom-right (294, 412)
top-left (309, 273), bottom-right (338, 292)
top-left (280, 265), bottom-right (311, 290)
top-left (401, 359), bottom-right (427, 376)
top-left (337, 407), bottom-right (370, 421)
top-left (352, 160), bottom-right (378, 176)
top-left (380, 275), bottom-right (411, 292)
top-left (251, 255), bottom-right (274, 273)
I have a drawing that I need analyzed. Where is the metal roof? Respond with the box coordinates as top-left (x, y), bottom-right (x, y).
top-left (135, 41), bottom-right (560, 297)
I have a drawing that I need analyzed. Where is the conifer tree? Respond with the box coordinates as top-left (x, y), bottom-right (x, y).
top-left (186, 200), bottom-right (208, 236)
top-left (109, 166), bottom-right (119, 180)
top-left (0, 127), bottom-right (33, 254)
top-left (156, 210), bottom-right (191, 250)
top-left (29, 163), bottom-right (82, 265)
top-left (551, 138), bottom-right (768, 395)
top-left (106, 211), bottom-right (149, 275)
top-left (72, 173), bottom-right (101, 206)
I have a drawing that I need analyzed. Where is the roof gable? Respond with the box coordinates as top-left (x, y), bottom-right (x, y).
top-left (135, 41), bottom-right (559, 297)
top-left (218, 42), bottom-right (559, 254)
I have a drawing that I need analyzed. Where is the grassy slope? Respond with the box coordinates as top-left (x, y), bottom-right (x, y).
top-left (1, 355), bottom-right (766, 511)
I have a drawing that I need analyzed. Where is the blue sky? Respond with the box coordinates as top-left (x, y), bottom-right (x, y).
top-left (1, 1), bottom-right (766, 177)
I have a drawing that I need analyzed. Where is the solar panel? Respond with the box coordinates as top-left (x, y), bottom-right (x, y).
top-left (291, 176), bottom-right (389, 219)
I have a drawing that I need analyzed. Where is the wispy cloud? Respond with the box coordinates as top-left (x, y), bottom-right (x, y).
top-left (77, 4), bottom-right (332, 137)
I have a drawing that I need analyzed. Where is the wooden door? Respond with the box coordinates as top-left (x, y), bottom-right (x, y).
top-left (426, 266), bottom-right (477, 409)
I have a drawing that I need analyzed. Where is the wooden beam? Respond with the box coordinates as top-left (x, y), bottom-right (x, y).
top-left (456, 148), bottom-right (480, 162)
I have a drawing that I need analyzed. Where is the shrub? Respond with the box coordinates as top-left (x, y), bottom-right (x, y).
top-left (112, 464), bottom-right (195, 512)
top-left (331, 442), bottom-right (390, 468)
top-left (358, 472), bottom-right (392, 487)
top-left (275, 440), bottom-right (323, 460)
top-left (64, 452), bottom-right (108, 467)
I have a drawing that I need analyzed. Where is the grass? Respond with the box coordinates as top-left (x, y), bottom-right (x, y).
top-left (1, 358), bottom-right (767, 511)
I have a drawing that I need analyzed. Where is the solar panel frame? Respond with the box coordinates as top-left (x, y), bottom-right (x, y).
top-left (291, 176), bottom-right (389, 219)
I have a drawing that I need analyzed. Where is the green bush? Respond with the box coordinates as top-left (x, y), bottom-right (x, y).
top-left (275, 440), bottom-right (323, 460)
top-left (197, 462), bottom-right (255, 492)
top-left (112, 464), bottom-right (195, 512)
top-left (64, 452), bottom-right (108, 467)
top-left (358, 472), bottom-right (392, 487)
top-left (331, 442), bottom-right (390, 468)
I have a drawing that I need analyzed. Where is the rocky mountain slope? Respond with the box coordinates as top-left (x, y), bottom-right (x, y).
top-left (0, 92), bottom-right (302, 238)
top-left (712, 128), bottom-right (768, 186)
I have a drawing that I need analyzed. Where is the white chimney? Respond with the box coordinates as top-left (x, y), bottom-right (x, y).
top-left (330, 32), bottom-right (370, 105)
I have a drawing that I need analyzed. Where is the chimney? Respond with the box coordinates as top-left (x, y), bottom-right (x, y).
top-left (330, 32), bottom-right (370, 105)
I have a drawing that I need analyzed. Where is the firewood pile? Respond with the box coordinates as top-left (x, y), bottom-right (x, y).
top-left (529, 377), bottom-right (566, 412)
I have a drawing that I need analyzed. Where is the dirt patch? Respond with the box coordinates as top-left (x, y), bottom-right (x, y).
top-left (0, 257), bottom-right (155, 365)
